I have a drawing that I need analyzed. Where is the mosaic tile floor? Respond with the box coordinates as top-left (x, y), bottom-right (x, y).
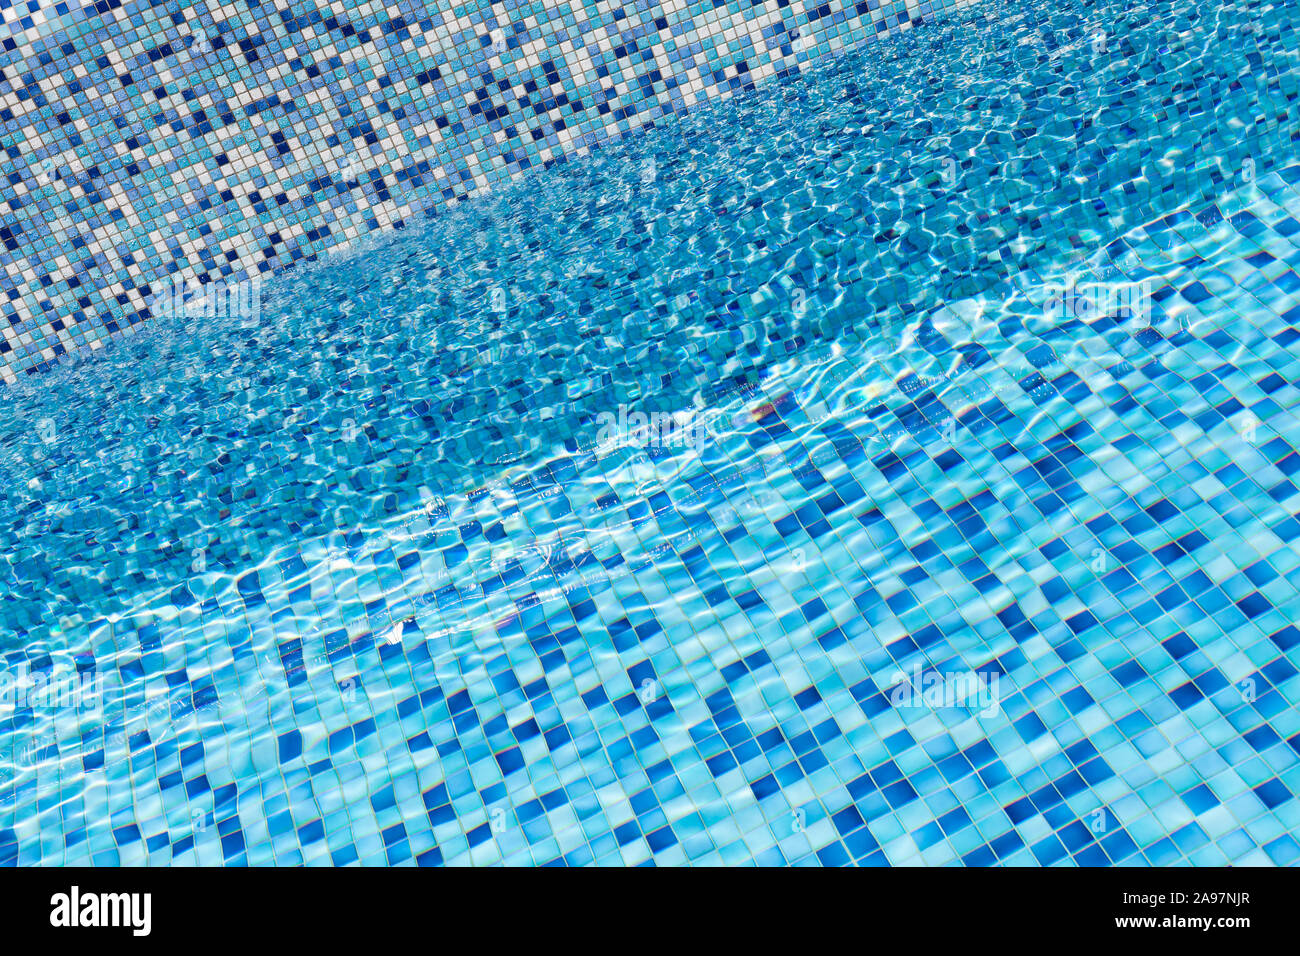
top-left (1, 0), bottom-right (1300, 865)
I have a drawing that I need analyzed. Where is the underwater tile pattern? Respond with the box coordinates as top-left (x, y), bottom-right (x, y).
top-left (1, 0), bottom-right (1299, 867)
top-left (0, 0), bottom-right (968, 381)
top-left (8, 164), bottom-right (1300, 864)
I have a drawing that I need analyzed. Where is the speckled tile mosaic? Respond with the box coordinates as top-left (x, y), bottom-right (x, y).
top-left (0, 0), bottom-right (970, 381)
top-left (2, 0), bottom-right (1300, 867)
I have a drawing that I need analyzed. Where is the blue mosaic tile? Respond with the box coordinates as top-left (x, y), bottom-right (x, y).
top-left (0, 0), bottom-right (966, 380)
top-left (0, 0), bottom-right (1299, 868)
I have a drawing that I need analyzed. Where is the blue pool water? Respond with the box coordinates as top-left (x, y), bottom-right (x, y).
top-left (2, 0), bottom-right (1300, 865)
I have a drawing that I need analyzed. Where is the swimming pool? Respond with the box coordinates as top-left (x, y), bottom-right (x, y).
top-left (1, 0), bottom-right (1299, 866)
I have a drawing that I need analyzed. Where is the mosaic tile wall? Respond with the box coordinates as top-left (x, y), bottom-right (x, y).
top-left (0, 0), bottom-right (972, 382)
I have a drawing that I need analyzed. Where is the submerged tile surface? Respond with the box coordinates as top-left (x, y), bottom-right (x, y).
top-left (0, 0), bottom-right (1298, 866)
